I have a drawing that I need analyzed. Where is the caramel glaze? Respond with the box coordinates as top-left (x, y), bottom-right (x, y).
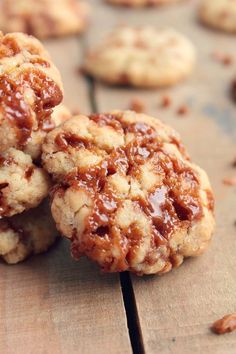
top-left (0, 37), bottom-right (20, 58)
top-left (25, 166), bottom-right (35, 179)
top-left (53, 113), bottom-right (212, 272)
top-left (0, 69), bottom-right (62, 148)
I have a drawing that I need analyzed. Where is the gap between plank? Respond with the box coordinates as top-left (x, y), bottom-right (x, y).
top-left (120, 272), bottom-right (145, 354)
top-left (84, 73), bottom-right (145, 354)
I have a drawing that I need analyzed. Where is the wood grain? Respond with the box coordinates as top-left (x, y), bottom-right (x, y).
top-left (91, 1), bottom-right (236, 353)
top-left (0, 37), bottom-right (131, 354)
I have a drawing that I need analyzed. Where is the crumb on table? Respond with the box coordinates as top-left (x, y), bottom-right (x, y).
top-left (129, 98), bottom-right (146, 113)
top-left (212, 314), bottom-right (236, 335)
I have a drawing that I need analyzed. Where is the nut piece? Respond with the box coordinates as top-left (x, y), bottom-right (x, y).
top-left (212, 314), bottom-right (236, 334)
top-left (0, 31), bottom-right (63, 159)
top-left (84, 26), bottom-right (196, 88)
top-left (0, 0), bottom-right (90, 39)
top-left (0, 148), bottom-right (51, 217)
top-left (42, 111), bottom-right (215, 275)
top-left (0, 199), bottom-right (58, 264)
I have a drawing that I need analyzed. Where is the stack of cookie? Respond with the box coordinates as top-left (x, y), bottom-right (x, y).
top-left (0, 31), bottom-right (70, 263)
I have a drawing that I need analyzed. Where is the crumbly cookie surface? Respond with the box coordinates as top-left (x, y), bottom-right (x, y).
top-left (84, 26), bottom-right (196, 88)
top-left (0, 31), bottom-right (63, 158)
top-left (0, 199), bottom-right (58, 264)
top-left (199, 0), bottom-right (236, 33)
top-left (0, 148), bottom-right (50, 217)
top-left (42, 111), bottom-right (215, 275)
top-left (107, 0), bottom-right (183, 7)
top-left (24, 104), bottom-right (71, 160)
top-left (0, 0), bottom-right (90, 39)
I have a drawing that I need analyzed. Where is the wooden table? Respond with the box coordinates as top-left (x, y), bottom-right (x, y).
top-left (1, 1), bottom-right (236, 353)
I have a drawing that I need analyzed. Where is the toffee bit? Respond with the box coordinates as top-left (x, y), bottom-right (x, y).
top-left (129, 98), bottom-right (146, 113)
top-left (211, 52), bottom-right (234, 66)
top-left (160, 95), bottom-right (171, 108)
top-left (222, 177), bottom-right (236, 186)
top-left (231, 79), bottom-right (236, 103)
top-left (177, 105), bottom-right (189, 116)
top-left (212, 314), bottom-right (236, 335)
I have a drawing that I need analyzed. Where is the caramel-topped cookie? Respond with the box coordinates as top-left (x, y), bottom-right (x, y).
top-left (0, 31), bottom-right (63, 159)
top-left (42, 111), bottom-right (215, 275)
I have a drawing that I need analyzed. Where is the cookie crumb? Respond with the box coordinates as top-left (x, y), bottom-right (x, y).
top-left (212, 314), bottom-right (236, 335)
top-left (129, 98), bottom-right (146, 113)
top-left (212, 52), bottom-right (234, 66)
top-left (160, 95), bottom-right (171, 108)
top-left (223, 177), bottom-right (236, 186)
top-left (177, 105), bottom-right (189, 116)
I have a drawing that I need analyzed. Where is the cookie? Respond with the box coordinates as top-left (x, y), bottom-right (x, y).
top-left (84, 26), bottom-right (196, 88)
top-left (0, 199), bottom-right (58, 264)
top-left (42, 111), bottom-right (215, 275)
top-left (0, 148), bottom-right (50, 217)
top-left (0, 0), bottom-right (90, 39)
top-left (199, 0), bottom-right (236, 33)
top-left (51, 104), bottom-right (71, 127)
top-left (107, 0), bottom-right (183, 7)
top-left (0, 31), bottom-right (63, 159)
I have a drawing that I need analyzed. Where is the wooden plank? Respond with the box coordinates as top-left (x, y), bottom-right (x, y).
top-left (44, 37), bottom-right (90, 113)
top-left (91, 1), bottom-right (236, 353)
top-left (0, 37), bottom-right (131, 354)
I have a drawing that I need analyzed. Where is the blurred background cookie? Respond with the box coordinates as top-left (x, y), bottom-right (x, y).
top-left (0, 199), bottom-right (58, 264)
top-left (199, 0), bottom-right (236, 33)
top-left (84, 26), bottom-right (196, 88)
top-left (42, 111), bottom-right (215, 275)
top-left (0, 0), bottom-right (90, 39)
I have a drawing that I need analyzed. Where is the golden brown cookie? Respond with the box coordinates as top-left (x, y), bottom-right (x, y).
top-left (84, 26), bottom-right (196, 88)
top-left (0, 199), bottom-right (58, 264)
top-left (42, 111), bottom-right (215, 275)
top-left (0, 148), bottom-right (51, 217)
top-left (199, 0), bottom-right (236, 33)
top-left (0, 0), bottom-right (90, 39)
top-left (0, 31), bottom-right (63, 159)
